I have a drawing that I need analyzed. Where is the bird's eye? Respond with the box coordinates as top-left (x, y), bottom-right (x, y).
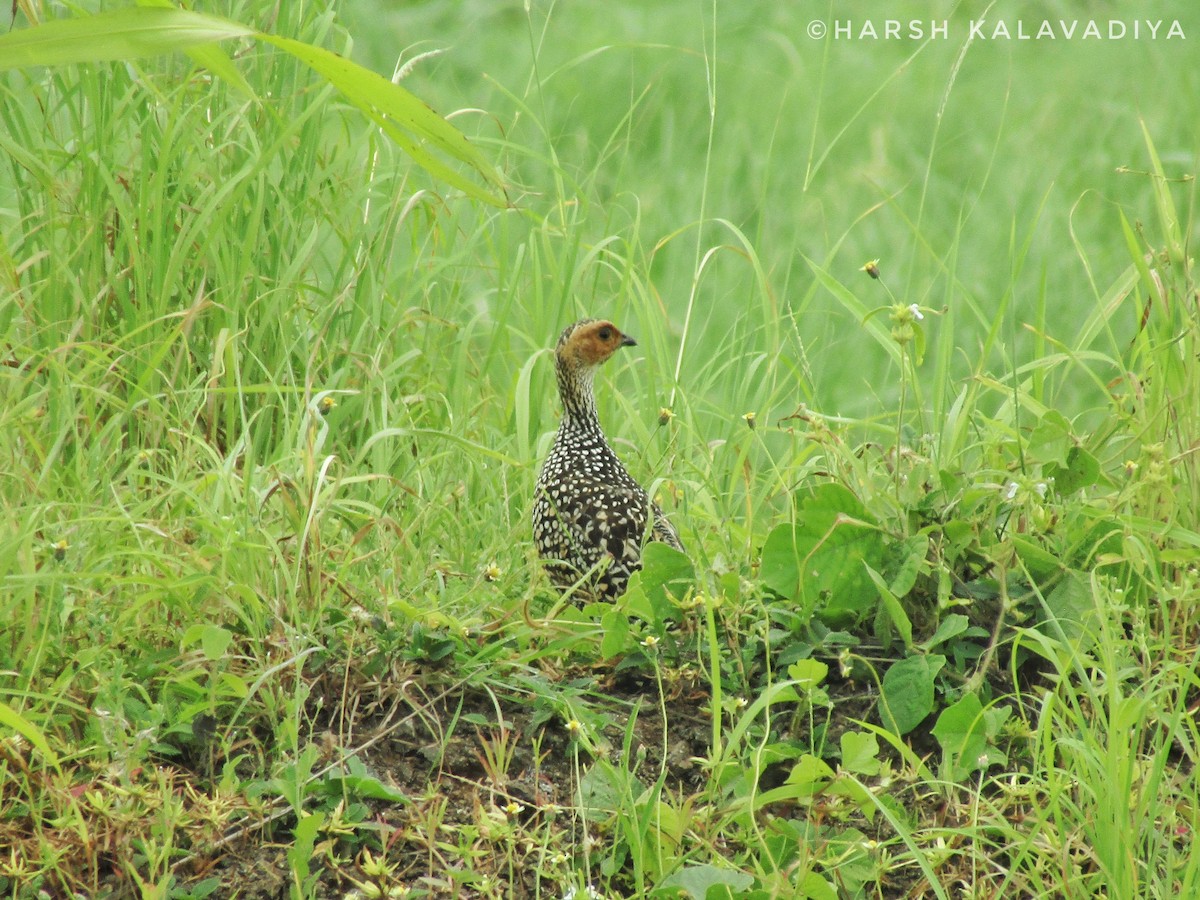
top-left (598, 328), bottom-right (612, 341)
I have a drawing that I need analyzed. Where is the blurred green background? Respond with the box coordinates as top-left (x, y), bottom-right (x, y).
top-left (341, 0), bottom-right (1199, 417)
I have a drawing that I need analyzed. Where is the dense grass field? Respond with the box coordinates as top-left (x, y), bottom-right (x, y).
top-left (3, 1), bottom-right (1200, 897)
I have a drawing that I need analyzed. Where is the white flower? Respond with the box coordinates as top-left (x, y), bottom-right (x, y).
top-left (908, 303), bottom-right (924, 320)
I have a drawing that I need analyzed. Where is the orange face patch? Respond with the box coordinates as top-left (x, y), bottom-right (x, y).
top-left (565, 320), bottom-right (636, 366)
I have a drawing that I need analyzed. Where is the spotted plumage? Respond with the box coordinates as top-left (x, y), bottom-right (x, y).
top-left (532, 319), bottom-right (684, 602)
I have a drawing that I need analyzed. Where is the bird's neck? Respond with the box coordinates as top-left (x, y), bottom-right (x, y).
top-left (556, 361), bottom-right (600, 428)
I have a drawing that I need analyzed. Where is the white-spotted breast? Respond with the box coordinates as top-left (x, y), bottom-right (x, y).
top-left (532, 319), bottom-right (684, 601)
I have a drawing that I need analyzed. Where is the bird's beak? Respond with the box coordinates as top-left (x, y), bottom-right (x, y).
top-left (621, 334), bottom-right (637, 347)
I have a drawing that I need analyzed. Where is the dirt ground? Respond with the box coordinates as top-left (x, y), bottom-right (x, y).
top-left (192, 669), bottom-right (717, 897)
top-left (179, 659), bottom-right (912, 899)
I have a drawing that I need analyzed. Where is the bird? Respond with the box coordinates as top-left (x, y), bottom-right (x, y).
top-left (532, 318), bottom-right (684, 602)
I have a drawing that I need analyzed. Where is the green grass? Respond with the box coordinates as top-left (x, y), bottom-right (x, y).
top-left (2, 1), bottom-right (1200, 897)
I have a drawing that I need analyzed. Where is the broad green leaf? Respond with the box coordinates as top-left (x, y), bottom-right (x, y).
top-left (759, 524), bottom-right (800, 598)
top-left (320, 758), bottom-right (410, 804)
top-left (201, 625), bottom-right (233, 660)
top-left (658, 864), bottom-right (754, 900)
top-left (879, 654), bottom-right (943, 735)
top-left (787, 658), bottom-right (829, 689)
top-left (1041, 571), bottom-right (1095, 647)
top-left (760, 483), bottom-right (885, 623)
top-left (1046, 445), bottom-right (1101, 495)
top-left (600, 609), bottom-right (630, 658)
top-left (799, 871), bottom-right (839, 900)
top-left (918, 613), bottom-right (970, 652)
top-left (748, 766), bottom-right (824, 813)
top-left (182, 623), bottom-right (233, 660)
top-left (931, 692), bottom-right (1006, 779)
top-left (840, 730), bottom-right (881, 776)
top-left (886, 532), bottom-right (928, 597)
top-left (617, 576), bottom-right (654, 623)
top-left (640, 539), bottom-right (695, 583)
top-left (637, 541), bottom-right (694, 620)
top-left (1011, 535), bottom-right (1063, 582)
top-left (218, 672), bottom-right (249, 700)
top-left (1027, 409), bottom-right (1073, 466)
top-left (785, 754), bottom-right (835, 795)
top-left (578, 763), bottom-right (629, 820)
top-left (288, 811), bottom-right (325, 883)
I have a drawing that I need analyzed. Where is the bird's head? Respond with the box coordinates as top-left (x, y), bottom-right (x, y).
top-left (555, 319), bottom-right (637, 370)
